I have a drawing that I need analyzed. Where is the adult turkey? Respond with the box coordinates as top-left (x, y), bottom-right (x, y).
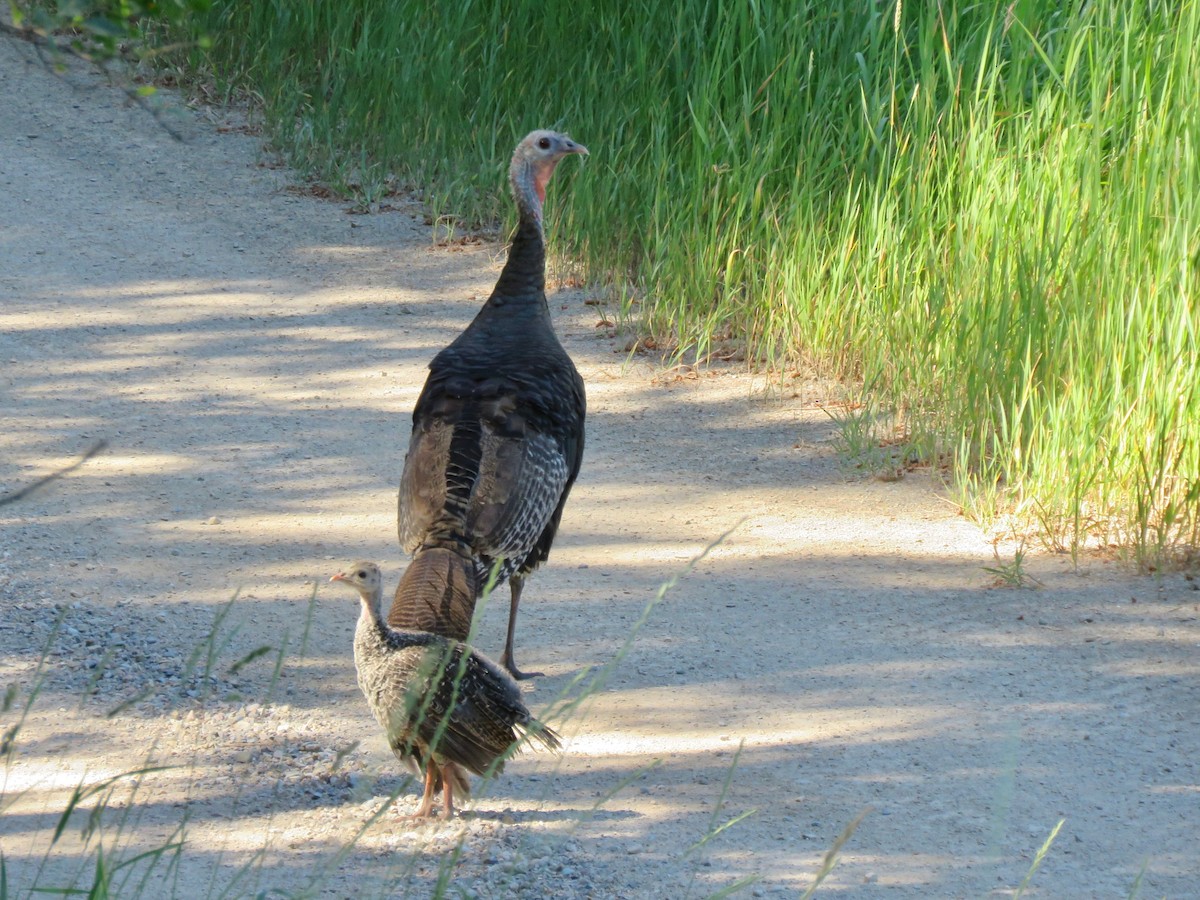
top-left (331, 561), bottom-right (560, 819)
top-left (387, 542), bottom-right (479, 640)
top-left (395, 130), bottom-right (588, 679)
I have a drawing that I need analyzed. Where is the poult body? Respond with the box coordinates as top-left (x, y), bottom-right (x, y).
top-left (331, 561), bottom-right (560, 818)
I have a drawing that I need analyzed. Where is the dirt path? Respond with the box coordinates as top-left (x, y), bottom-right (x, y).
top-left (2, 35), bottom-right (1198, 899)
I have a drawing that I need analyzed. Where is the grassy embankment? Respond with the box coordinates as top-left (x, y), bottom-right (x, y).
top-left (186, 0), bottom-right (1199, 565)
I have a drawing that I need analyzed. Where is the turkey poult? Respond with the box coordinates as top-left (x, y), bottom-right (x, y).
top-left (330, 561), bottom-right (560, 819)
top-left (396, 129), bottom-right (588, 679)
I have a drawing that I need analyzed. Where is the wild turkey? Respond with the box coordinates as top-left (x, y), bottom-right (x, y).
top-left (395, 130), bottom-right (588, 679)
top-left (330, 561), bottom-right (560, 819)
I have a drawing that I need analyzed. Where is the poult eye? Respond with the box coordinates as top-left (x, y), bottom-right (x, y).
top-left (357, 570), bottom-right (367, 578)
top-left (537, 137), bottom-right (551, 150)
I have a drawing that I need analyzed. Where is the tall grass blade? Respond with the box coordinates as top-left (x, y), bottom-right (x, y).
top-left (705, 874), bottom-right (762, 899)
top-left (799, 806), bottom-right (872, 899)
top-left (1012, 818), bottom-right (1065, 899)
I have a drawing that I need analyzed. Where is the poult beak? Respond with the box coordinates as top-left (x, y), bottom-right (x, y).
top-left (330, 573), bottom-right (346, 583)
top-left (567, 139), bottom-right (589, 157)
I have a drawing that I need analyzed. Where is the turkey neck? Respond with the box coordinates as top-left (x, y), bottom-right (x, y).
top-left (486, 166), bottom-right (549, 310)
top-left (355, 589), bottom-right (415, 654)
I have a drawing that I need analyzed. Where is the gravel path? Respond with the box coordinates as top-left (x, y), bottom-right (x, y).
top-left (2, 33), bottom-right (1199, 899)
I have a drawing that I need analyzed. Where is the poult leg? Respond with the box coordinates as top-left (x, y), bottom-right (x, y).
top-left (500, 574), bottom-right (542, 680)
top-left (408, 765), bottom-right (439, 819)
top-left (441, 766), bottom-right (457, 818)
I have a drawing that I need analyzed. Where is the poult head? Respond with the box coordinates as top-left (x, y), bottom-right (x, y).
top-left (330, 561), bottom-right (382, 602)
top-left (510, 130), bottom-right (588, 214)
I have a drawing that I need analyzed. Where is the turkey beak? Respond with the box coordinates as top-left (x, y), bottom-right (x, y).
top-left (330, 573), bottom-right (346, 583)
top-left (563, 138), bottom-right (588, 158)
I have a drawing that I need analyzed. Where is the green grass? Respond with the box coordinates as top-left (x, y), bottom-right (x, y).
top-left (167, 0), bottom-right (1200, 563)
